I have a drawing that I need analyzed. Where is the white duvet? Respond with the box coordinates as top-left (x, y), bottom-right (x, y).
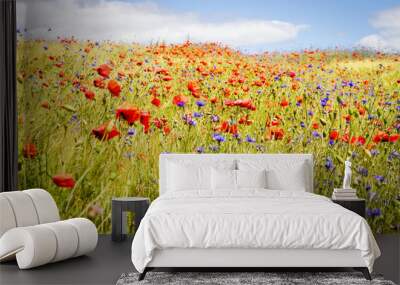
top-left (131, 190), bottom-right (380, 273)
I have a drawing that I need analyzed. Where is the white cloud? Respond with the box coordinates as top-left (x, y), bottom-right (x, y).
top-left (357, 6), bottom-right (400, 52)
top-left (16, 0), bottom-right (306, 49)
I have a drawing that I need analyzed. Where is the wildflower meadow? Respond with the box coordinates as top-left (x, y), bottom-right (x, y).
top-left (17, 38), bottom-right (400, 233)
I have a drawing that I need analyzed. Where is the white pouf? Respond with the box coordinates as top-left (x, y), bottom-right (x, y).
top-left (0, 189), bottom-right (98, 269)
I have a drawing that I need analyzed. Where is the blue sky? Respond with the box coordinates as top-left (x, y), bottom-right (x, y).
top-left (17, 0), bottom-right (400, 52)
top-left (127, 0), bottom-right (399, 51)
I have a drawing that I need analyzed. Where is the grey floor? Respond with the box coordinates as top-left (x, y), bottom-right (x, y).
top-left (0, 234), bottom-right (398, 285)
top-left (0, 235), bottom-right (134, 285)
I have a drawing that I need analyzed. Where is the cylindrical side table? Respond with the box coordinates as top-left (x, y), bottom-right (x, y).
top-left (111, 197), bottom-right (150, 242)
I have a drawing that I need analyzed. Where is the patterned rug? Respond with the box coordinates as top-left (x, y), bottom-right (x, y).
top-left (116, 271), bottom-right (396, 285)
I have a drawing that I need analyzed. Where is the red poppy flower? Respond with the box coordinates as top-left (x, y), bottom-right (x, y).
top-left (288, 71), bottom-right (296, 78)
top-left (389, 134), bottom-right (399, 143)
top-left (108, 80), bottom-right (121, 97)
top-left (84, 90), bottom-right (95, 100)
top-left (223, 88), bottom-right (230, 97)
top-left (210, 97), bottom-right (218, 104)
top-left (219, 121), bottom-right (238, 134)
top-left (357, 136), bottom-right (366, 145)
top-left (271, 128), bottom-right (284, 140)
top-left (153, 118), bottom-right (163, 129)
top-left (219, 121), bottom-right (229, 132)
top-left (96, 64), bottom-right (112, 78)
top-left (341, 133), bottom-right (349, 143)
top-left (280, 99), bottom-right (289, 107)
top-left (93, 77), bottom-right (105, 89)
top-left (239, 115), bottom-right (252, 125)
top-left (172, 94), bottom-right (188, 106)
top-left (187, 81), bottom-right (200, 98)
top-left (224, 99), bottom-right (255, 110)
top-left (155, 67), bottom-right (169, 75)
top-left (52, 174), bottom-right (75, 188)
top-left (271, 118), bottom-right (280, 126)
top-left (343, 114), bottom-right (351, 122)
top-left (373, 131), bottom-right (389, 143)
top-left (140, 111), bottom-right (151, 133)
top-left (151, 97), bottom-right (161, 107)
top-left (163, 76), bottom-right (173, 81)
top-left (116, 102), bottom-right (140, 125)
top-left (163, 125), bottom-right (171, 135)
top-left (329, 130), bottom-right (339, 140)
top-left (229, 124), bottom-right (238, 135)
top-left (312, 122), bottom-right (319, 129)
top-left (23, 143), bottom-right (37, 158)
top-left (92, 122), bottom-right (120, 140)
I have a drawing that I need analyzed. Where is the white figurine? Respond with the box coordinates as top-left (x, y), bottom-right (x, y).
top-left (342, 158), bottom-right (352, 189)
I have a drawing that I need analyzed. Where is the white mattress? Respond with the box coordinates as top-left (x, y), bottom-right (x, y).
top-left (131, 190), bottom-right (380, 273)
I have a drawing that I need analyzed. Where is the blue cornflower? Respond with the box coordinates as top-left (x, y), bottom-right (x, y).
top-left (196, 100), bottom-right (205, 107)
top-left (374, 175), bottom-right (384, 183)
top-left (367, 208), bottom-right (381, 217)
top-left (325, 157), bottom-right (334, 171)
top-left (365, 184), bottom-right (371, 191)
top-left (188, 119), bottom-right (197, 126)
top-left (316, 84), bottom-right (322, 90)
top-left (211, 115), bottom-right (219, 122)
top-left (274, 76), bottom-right (280, 81)
top-left (320, 97), bottom-right (329, 107)
top-left (300, 121), bottom-right (306, 128)
top-left (213, 133), bottom-right (225, 143)
top-left (312, 131), bottom-right (320, 138)
top-left (193, 112), bottom-right (203, 118)
top-left (388, 151), bottom-right (400, 161)
top-left (177, 101), bottom-right (185, 107)
top-left (127, 128), bottom-right (136, 136)
top-left (307, 110), bottom-right (314, 116)
top-left (328, 139), bottom-right (335, 146)
top-left (370, 149), bottom-right (379, 156)
top-left (296, 101), bottom-right (301, 107)
top-left (196, 146), bottom-right (205, 154)
top-left (69, 114), bottom-right (78, 124)
top-left (245, 135), bottom-right (256, 143)
top-left (357, 167), bottom-right (368, 177)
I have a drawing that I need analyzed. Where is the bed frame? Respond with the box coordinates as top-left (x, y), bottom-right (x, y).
top-left (139, 154), bottom-right (371, 280)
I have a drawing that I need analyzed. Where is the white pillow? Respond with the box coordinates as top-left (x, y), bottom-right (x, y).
top-left (211, 168), bottom-right (236, 190)
top-left (266, 168), bottom-right (307, 191)
top-left (167, 162), bottom-right (211, 191)
top-left (236, 169), bottom-right (267, 189)
top-left (238, 159), bottom-right (308, 191)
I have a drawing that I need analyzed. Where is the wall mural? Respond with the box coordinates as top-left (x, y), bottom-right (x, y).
top-left (17, 0), bottom-right (399, 233)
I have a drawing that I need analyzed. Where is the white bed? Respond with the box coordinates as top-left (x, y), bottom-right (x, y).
top-left (131, 154), bottom-right (380, 280)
